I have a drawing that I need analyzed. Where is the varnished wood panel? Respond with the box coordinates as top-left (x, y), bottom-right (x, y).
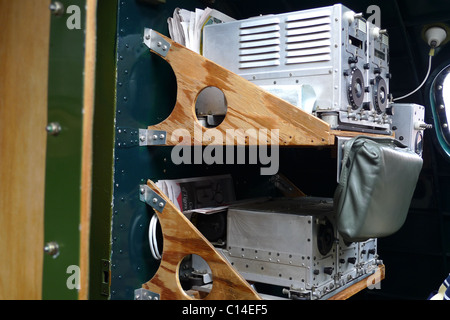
top-left (144, 31), bottom-right (393, 148)
top-left (0, 0), bottom-right (51, 300)
top-left (79, 0), bottom-right (98, 300)
top-left (146, 31), bottom-right (334, 147)
top-left (142, 180), bottom-right (261, 300)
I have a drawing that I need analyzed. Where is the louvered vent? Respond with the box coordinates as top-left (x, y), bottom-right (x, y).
top-left (285, 14), bottom-right (332, 65)
top-left (239, 17), bottom-right (281, 69)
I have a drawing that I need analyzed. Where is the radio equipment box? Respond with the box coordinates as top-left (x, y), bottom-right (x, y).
top-left (219, 197), bottom-right (381, 299)
top-left (203, 4), bottom-right (393, 134)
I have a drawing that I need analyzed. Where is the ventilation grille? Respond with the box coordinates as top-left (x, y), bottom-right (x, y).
top-left (237, 13), bottom-right (333, 69)
top-left (238, 17), bottom-right (281, 69)
top-left (285, 14), bottom-right (332, 65)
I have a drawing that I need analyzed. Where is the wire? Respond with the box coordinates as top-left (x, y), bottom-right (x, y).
top-left (149, 214), bottom-right (161, 260)
top-left (148, 213), bottom-right (162, 260)
top-left (393, 52), bottom-right (433, 102)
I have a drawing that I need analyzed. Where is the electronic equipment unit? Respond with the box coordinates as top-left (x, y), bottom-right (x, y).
top-left (203, 4), bottom-right (393, 134)
top-left (215, 197), bottom-right (382, 300)
top-left (391, 103), bottom-right (431, 157)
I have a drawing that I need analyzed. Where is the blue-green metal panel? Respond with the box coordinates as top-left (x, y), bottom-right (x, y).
top-left (88, 0), bottom-right (118, 300)
top-left (110, 0), bottom-right (204, 301)
top-left (109, 0), bottom-right (281, 300)
top-left (43, 0), bottom-right (87, 300)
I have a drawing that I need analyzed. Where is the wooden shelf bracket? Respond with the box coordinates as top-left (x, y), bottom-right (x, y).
top-left (143, 28), bottom-right (335, 147)
top-left (139, 180), bottom-right (261, 300)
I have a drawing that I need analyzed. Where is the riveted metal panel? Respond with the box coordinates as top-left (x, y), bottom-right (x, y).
top-left (109, 0), bottom-right (279, 300)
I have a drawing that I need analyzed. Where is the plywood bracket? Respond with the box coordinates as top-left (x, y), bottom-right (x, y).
top-left (140, 180), bottom-right (261, 300)
top-left (143, 29), bottom-right (335, 147)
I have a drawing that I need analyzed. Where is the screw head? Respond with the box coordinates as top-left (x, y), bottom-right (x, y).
top-left (49, 1), bottom-right (65, 16)
top-left (44, 242), bottom-right (59, 257)
top-left (46, 122), bottom-right (61, 136)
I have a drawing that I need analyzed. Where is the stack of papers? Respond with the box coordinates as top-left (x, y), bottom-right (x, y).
top-left (167, 7), bottom-right (234, 54)
top-left (155, 175), bottom-right (236, 214)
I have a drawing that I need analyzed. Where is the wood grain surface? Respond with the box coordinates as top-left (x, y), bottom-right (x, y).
top-left (79, 0), bottom-right (98, 300)
top-left (142, 180), bottom-right (261, 300)
top-left (0, 0), bottom-right (51, 300)
top-left (146, 31), bottom-right (334, 147)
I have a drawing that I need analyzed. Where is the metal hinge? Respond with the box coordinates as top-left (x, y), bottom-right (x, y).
top-left (139, 184), bottom-right (166, 212)
top-left (139, 129), bottom-right (167, 146)
top-left (134, 288), bottom-right (160, 300)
